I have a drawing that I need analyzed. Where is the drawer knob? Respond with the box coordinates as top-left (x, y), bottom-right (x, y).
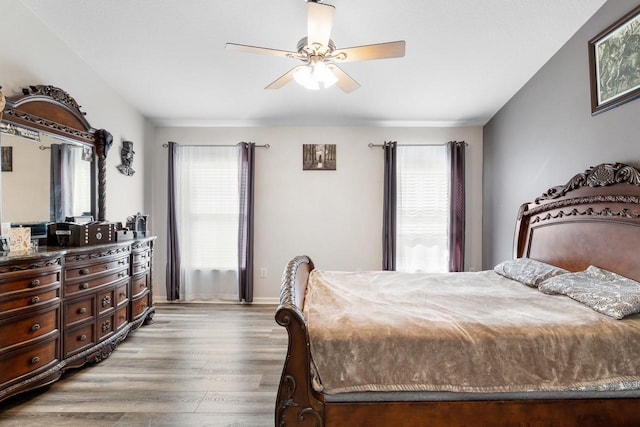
top-left (118, 260), bottom-right (126, 265)
top-left (31, 296), bottom-right (40, 304)
top-left (79, 268), bottom-right (89, 275)
top-left (31, 356), bottom-right (40, 365)
top-left (31, 323), bottom-right (41, 332)
top-left (118, 272), bottom-right (126, 278)
top-left (78, 307), bottom-right (87, 314)
top-left (81, 283), bottom-right (89, 289)
top-left (119, 292), bottom-right (126, 297)
top-left (102, 320), bottom-right (111, 333)
top-left (79, 334), bottom-right (87, 342)
top-left (102, 296), bottom-right (112, 307)
top-left (29, 279), bottom-right (41, 288)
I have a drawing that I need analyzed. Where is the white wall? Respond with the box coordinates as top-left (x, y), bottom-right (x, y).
top-left (150, 126), bottom-right (483, 303)
top-left (0, 1), bottom-right (149, 225)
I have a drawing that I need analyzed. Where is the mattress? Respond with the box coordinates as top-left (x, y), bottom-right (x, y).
top-left (303, 270), bottom-right (640, 395)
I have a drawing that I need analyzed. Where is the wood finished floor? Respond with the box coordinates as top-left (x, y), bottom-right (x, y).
top-left (0, 303), bottom-right (287, 427)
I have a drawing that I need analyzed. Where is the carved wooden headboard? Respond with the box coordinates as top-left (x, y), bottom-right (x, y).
top-left (514, 163), bottom-right (640, 282)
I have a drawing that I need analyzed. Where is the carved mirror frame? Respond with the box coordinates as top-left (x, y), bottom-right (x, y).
top-left (1, 85), bottom-right (111, 221)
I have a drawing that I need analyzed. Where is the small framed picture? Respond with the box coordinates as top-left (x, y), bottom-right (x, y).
top-left (589, 5), bottom-right (640, 114)
top-left (303, 144), bottom-right (336, 171)
top-left (1, 146), bottom-right (12, 172)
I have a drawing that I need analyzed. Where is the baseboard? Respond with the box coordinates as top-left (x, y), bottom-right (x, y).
top-left (250, 297), bottom-right (279, 305)
top-left (153, 296), bottom-right (279, 305)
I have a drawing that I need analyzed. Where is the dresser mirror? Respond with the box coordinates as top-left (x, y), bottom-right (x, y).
top-left (0, 132), bottom-right (93, 222)
top-left (0, 85), bottom-right (111, 225)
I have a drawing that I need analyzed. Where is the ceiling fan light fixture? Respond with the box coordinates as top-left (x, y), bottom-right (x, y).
top-left (294, 60), bottom-right (337, 90)
top-left (294, 65), bottom-right (319, 90)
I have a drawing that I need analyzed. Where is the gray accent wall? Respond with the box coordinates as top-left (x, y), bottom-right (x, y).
top-left (483, 0), bottom-right (640, 269)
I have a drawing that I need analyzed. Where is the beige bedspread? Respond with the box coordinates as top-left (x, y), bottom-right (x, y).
top-left (303, 270), bottom-right (640, 395)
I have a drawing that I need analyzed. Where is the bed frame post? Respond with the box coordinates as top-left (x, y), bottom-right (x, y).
top-left (513, 202), bottom-right (530, 258)
top-left (275, 256), bottom-right (325, 426)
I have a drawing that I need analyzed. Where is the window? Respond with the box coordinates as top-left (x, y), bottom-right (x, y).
top-left (176, 146), bottom-right (240, 301)
top-left (395, 145), bottom-right (450, 273)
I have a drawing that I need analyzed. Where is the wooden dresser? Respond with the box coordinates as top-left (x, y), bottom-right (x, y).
top-left (0, 237), bottom-right (155, 403)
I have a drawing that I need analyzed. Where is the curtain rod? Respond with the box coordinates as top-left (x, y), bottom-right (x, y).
top-left (368, 141), bottom-right (468, 148)
top-left (162, 142), bottom-right (270, 149)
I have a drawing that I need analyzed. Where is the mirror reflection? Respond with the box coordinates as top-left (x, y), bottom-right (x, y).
top-left (0, 130), bottom-right (94, 223)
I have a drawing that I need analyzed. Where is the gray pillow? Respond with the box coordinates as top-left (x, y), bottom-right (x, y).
top-left (538, 266), bottom-right (640, 319)
top-left (493, 258), bottom-right (569, 288)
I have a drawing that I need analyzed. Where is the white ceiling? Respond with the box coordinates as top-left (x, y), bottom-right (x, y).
top-left (20, 0), bottom-right (606, 127)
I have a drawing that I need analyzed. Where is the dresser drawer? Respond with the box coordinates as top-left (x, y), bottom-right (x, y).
top-left (0, 336), bottom-right (59, 386)
top-left (115, 282), bottom-right (128, 306)
top-left (0, 306), bottom-right (59, 350)
top-left (115, 306), bottom-right (128, 331)
top-left (97, 287), bottom-right (116, 315)
top-left (131, 292), bottom-right (150, 320)
top-left (65, 257), bottom-right (129, 281)
top-left (64, 268), bottom-right (128, 297)
top-left (131, 274), bottom-right (149, 299)
top-left (98, 313), bottom-right (115, 341)
top-left (64, 323), bottom-right (95, 357)
top-left (64, 296), bottom-right (95, 327)
top-left (0, 270), bottom-right (61, 296)
top-left (131, 249), bottom-right (150, 266)
top-left (131, 261), bottom-right (150, 275)
top-left (0, 287), bottom-right (59, 314)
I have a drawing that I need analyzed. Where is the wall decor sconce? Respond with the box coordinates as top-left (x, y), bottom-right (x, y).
top-left (117, 140), bottom-right (135, 176)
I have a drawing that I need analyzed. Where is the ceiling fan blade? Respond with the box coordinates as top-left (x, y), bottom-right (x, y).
top-left (307, 1), bottom-right (335, 51)
top-left (226, 42), bottom-right (297, 59)
top-left (328, 64), bottom-right (360, 93)
top-left (332, 41), bottom-right (406, 62)
top-left (265, 65), bottom-right (306, 90)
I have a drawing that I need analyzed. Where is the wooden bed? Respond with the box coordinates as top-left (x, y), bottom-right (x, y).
top-left (275, 162), bottom-right (640, 426)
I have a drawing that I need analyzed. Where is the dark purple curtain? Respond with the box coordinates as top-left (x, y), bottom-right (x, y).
top-left (448, 141), bottom-right (466, 272)
top-left (238, 142), bottom-right (255, 302)
top-left (382, 141), bottom-right (397, 271)
top-left (165, 141), bottom-right (181, 301)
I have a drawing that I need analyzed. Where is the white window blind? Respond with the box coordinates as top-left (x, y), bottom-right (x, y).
top-left (396, 145), bottom-right (449, 273)
top-left (179, 146), bottom-right (240, 270)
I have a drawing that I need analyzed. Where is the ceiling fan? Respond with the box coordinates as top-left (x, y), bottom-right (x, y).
top-left (225, 0), bottom-right (405, 93)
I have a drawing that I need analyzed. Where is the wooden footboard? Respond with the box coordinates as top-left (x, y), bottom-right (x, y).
top-left (275, 255), bottom-right (325, 426)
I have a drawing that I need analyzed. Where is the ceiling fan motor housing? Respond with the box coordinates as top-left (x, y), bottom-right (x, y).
top-left (297, 36), bottom-right (336, 56)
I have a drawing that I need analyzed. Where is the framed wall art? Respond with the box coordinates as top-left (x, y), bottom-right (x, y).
top-left (303, 144), bottom-right (336, 170)
top-left (589, 5), bottom-right (640, 114)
